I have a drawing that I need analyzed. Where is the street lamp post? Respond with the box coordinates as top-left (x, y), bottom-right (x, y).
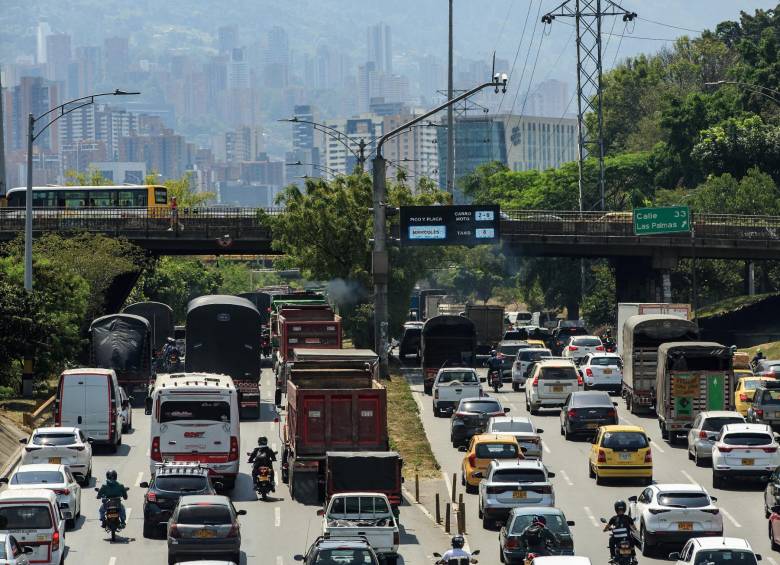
top-left (24, 89), bottom-right (140, 292)
top-left (372, 75), bottom-right (507, 376)
top-left (285, 160), bottom-right (341, 179)
top-left (279, 117), bottom-right (368, 171)
top-left (704, 80), bottom-right (780, 104)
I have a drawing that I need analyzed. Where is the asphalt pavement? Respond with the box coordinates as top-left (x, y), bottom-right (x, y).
top-left (409, 368), bottom-right (780, 565)
top-left (62, 368), bottom-right (451, 565)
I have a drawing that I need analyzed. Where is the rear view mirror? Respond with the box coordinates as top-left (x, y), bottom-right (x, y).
top-left (213, 481), bottom-right (224, 490)
top-left (472, 472), bottom-right (483, 479)
top-left (294, 555), bottom-right (305, 562)
top-left (22, 546), bottom-right (34, 555)
top-left (458, 446), bottom-right (467, 452)
top-left (472, 550), bottom-right (480, 556)
top-left (756, 555), bottom-right (763, 562)
top-left (547, 472), bottom-right (556, 478)
top-left (599, 517), bottom-right (607, 524)
top-left (613, 402), bottom-right (619, 407)
top-left (144, 396), bottom-right (153, 416)
top-left (0, 478), bottom-right (7, 485)
top-left (433, 553), bottom-right (442, 558)
top-left (536, 429), bottom-right (544, 434)
top-left (316, 509), bottom-right (325, 516)
top-left (18, 437), bottom-right (27, 444)
top-left (479, 377), bottom-right (486, 383)
top-left (139, 481), bottom-right (149, 489)
top-left (504, 407), bottom-right (511, 413)
top-left (668, 552), bottom-right (680, 560)
top-left (628, 496), bottom-right (638, 503)
top-left (87, 437), bottom-right (94, 443)
top-left (236, 509), bottom-right (247, 516)
top-left (567, 520), bottom-right (575, 526)
top-left (710, 496), bottom-right (717, 502)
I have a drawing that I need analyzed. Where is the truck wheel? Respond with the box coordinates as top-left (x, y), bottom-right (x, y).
top-left (433, 404), bottom-right (441, 417)
top-left (660, 423), bottom-right (669, 440)
top-left (512, 383), bottom-right (519, 392)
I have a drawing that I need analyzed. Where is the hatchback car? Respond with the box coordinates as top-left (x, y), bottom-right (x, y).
top-left (588, 425), bottom-right (652, 485)
top-left (686, 411), bottom-right (745, 467)
top-left (460, 434), bottom-right (523, 493)
top-left (628, 483), bottom-right (722, 556)
top-left (712, 423), bottom-right (780, 487)
top-left (526, 359), bottom-right (583, 414)
top-left (477, 460), bottom-right (555, 528)
top-left (669, 537), bottom-right (761, 565)
top-left (560, 391), bottom-right (618, 439)
top-left (486, 416), bottom-right (544, 459)
top-left (141, 462), bottom-right (218, 538)
top-left (500, 507), bottom-right (575, 564)
top-left (551, 326), bottom-right (588, 355)
top-left (562, 336), bottom-right (604, 364)
top-left (578, 353), bottom-right (623, 393)
top-left (20, 427), bottom-right (92, 485)
top-left (747, 381), bottom-right (780, 426)
top-left (2, 464), bottom-right (81, 527)
top-left (295, 536), bottom-right (380, 565)
top-left (167, 495), bottom-right (246, 565)
top-left (450, 397), bottom-right (509, 448)
top-left (512, 348), bottom-right (552, 391)
top-left (0, 534), bottom-right (33, 565)
top-left (735, 377), bottom-right (773, 417)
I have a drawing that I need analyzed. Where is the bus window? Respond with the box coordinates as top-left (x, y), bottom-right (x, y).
top-left (89, 191), bottom-right (115, 207)
top-left (64, 191), bottom-right (86, 208)
top-left (117, 190), bottom-right (147, 207)
top-left (154, 187), bottom-right (168, 205)
top-left (32, 191), bottom-right (55, 207)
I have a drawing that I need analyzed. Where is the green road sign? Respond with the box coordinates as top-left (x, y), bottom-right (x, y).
top-left (633, 205), bottom-right (691, 235)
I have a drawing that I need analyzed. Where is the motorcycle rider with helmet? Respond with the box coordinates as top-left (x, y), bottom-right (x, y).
top-left (248, 436), bottom-right (277, 491)
top-left (439, 535), bottom-right (471, 563)
top-left (603, 500), bottom-right (636, 559)
top-left (97, 469), bottom-right (128, 527)
top-left (518, 515), bottom-right (560, 557)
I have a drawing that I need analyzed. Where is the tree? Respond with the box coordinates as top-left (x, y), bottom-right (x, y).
top-left (64, 168), bottom-right (112, 186)
top-left (581, 262), bottom-right (616, 330)
top-left (145, 172), bottom-right (215, 207)
top-left (433, 247), bottom-right (509, 304)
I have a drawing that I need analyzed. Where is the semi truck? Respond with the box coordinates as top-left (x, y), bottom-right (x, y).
top-left (617, 303), bottom-right (692, 357)
top-left (655, 342), bottom-right (734, 444)
top-left (421, 315), bottom-right (477, 394)
top-left (281, 352), bottom-right (388, 504)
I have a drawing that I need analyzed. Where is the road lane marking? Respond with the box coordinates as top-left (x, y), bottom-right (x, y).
top-left (443, 471), bottom-right (453, 500)
top-left (680, 470), bottom-right (697, 484)
top-left (559, 469), bottom-right (574, 486)
top-left (277, 556), bottom-right (283, 565)
top-left (650, 441), bottom-right (665, 453)
top-left (275, 506), bottom-right (281, 527)
top-left (135, 471), bottom-right (143, 486)
top-left (720, 508), bottom-right (742, 528)
top-left (767, 557), bottom-right (778, 565)
top-left (109, 558), bottom-right (116, 565)
top-left (126, 508), bottom-right (132, 522)
top-left (583, 506), bottom-right (600, 528)
top-left (542, 441), bottom-right (551, 454)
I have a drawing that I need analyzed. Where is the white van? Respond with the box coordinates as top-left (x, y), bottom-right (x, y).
top-left (55, 368), bottom-right (123, 452)
top-left (146, 373), bottom-right (240, 490)
top-left (0, 489), bottom-right (66, 565)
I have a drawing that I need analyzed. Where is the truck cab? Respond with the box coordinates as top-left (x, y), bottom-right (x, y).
top-left (320, 493), bottom-right (399, 563)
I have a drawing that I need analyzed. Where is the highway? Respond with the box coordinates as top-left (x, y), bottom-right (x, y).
top-left (62, 368), bottom-right (451, 565)
top-left (409, 368), bottom-right (778, 565)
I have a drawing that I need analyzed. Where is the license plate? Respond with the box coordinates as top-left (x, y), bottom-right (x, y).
top-left (106, 512), bottom-right (119, 519)
top-left (48, 457), bottom-right (61, 464)
top-left (677, 522), bottom-right (693, 531)
top-left (586, 423), bottom-right (598, 429)
top-left (553, 386), bottom-right (563, 392)
top-left (513, 490), bottom-right (527, 499)
top-left (603, 369), bottom-right (612, 375)
top-left (619, 548), bottom-right (632, 556)
top-left (619, 453), bottom-right (633, 461)
top-left (196, 529), bottom-right (216, 538)
top-left (742, 458), bottom-right (754, 465)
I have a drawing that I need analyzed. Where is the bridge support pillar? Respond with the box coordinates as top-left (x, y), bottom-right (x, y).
top-left (614, 254), bottom-right (679, 303)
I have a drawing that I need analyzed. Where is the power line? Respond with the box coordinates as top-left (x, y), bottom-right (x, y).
top-left (494, 0), bottom-right (516, 54)
top-left (507, 0), bottom-right (544, 117)
top-left (637, 16), bottom-right (703, 34)
top-left (554, 19), bottom-right (676, 42)
top-left (496, 0), bottom-right (535, 116)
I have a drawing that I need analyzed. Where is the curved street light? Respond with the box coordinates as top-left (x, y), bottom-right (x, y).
top-left (279, 117), bottom-right (368, 170)
top-left (704, 80), bottom-right (780, 105)
top-left (285, 160), bottom-right (341, 179)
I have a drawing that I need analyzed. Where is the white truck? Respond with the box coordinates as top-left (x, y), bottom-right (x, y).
top-left (616, 303), bottom-right (691, 357)
top-left (432, 367), bottom-right (484, 417)
top-left (320, 492), bottom-right (400, 564)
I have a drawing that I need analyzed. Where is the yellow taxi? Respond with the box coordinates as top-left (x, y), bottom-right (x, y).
top-left (527, 339), bottom-right (546, 348)
top-left (735, 376), bottom-right (774, 416)
top-left (588, 425), bottom-right (652, 485)
top-left (460, 433), bottom-right (523, 493)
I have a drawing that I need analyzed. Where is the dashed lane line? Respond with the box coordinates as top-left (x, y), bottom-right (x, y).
top-left (680, 470), bottom-right (697, 484)
top-left (126, 508), bottom-right (132, 522)
top-left (108, 557), bottom-right (116, 565)
top-left (650, 441), bottom-right (666, 454)
top-left (720, 507), bottom-right (742, 528)
top-left (559, 469), bottom-right (574, 486)
top-left (542, 441), bottom-right (551, 454)
top-left (277, 556), bottom-right (284, 565)
top-left (135, 471), bottom-right (143, 486)
top-left (583, 506), bottom-right (600, 528)
top-left (766, 556), bottom-right (778, 565)
top-left (275, 506), bottom-right (281, 527)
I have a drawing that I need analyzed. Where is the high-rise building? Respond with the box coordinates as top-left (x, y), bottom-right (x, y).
top-left (264, 26), bottom-right (289, 88)
top-left (292, 105), bottom-right (315, 150)
top-left (382, 110), bottom-right (439, 188)
top-left (3, 76), bottom-right (59, 152)
top-left (45, 33), bottom-right (72, 83)
top-left (212, 126), bottom-right (263, 162)
top-left (103, 37), bottom-right (129, 82)
top-left (418, 54), bottom-right (445, 104)
top-left (367, 22), bottom-right (392, 73)
top-left (70, 46), bottom-right (102, 98)
top-left (320, 116), bottom-right (383, 175)
top-left (36, 21), bottom-right (52, 65)
top-left (227, 48), bottom-right (250, 89)
top-left (357, 62), bottom-right (377, 113)
top-left (217, 25), bottom-right (239, 54)
top-left (119, 129), bottom-right (192, 180)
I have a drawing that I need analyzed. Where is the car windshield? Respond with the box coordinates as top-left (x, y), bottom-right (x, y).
top-left (657, 492), bottom-right (710, 508)
top-left (520, 350), bottom-right (551, 361)
top-left (500, 345), bottom-right (526, 357)
top-left (154, 476), bottom-right (208, 493)
top-left (504, 332), bottom-right (522, 340)
top-left (590, 357), bottom-right (621, 367)
top-left (176, 505), bottom-right (232, 525)
top-left (510, 513), bottom-right (569, 535)
top-left (693, 550), bottom-right (758, 565)
top-left (742, 380), bottom-right (765, 391)
top-left (701, 418), bottom-right (744, 432)
top-left (32, 433), bottom-right (76, 446)
top-left (490, 421), bottom-right (534, 433)
top-left (461, 401), bottom-right (501, 413)
top-left (760, 390), bottom-right (780, 404)
top-left (475, 443), bottom-right (518, 459)
top-left (494, 469), bottom-right (546, 483)
top-left (315, 548), bottom-right (376, 564)
top-left (329, 496), bottom-right (390, 516)
top-left (602, 431), bottom-right (648, 450)
top-left (540, 366), bottom-right (577, 380)
top-left (160, 401), bottom-right (230, 423)
top-left (572, 394), bottom-right (612, 407)
top-left (722, 432), bottom-right (772, 446)
top-left (573, 338), bottom-right (601, 346)
top-left (0, 545), bottom-right (5, 559)
top-left (10, 471), bottom-right (64, 485)
top-left (0, 506), bottom-right (52, 529)
top-left (438, 371), bottom-right (478, 384)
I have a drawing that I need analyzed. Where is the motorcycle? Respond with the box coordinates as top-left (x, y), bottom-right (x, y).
top-left (254, 465), bottom-right (274, 500)
top-left (95, 488), bottom-right (125, 542)
top-left (600, 518), bottom-right (637, 565)
top-left (489, 369), bottom-right (503, 393)
top-left (432, 549), bottom-right (480, 565)
top-left (602, 337), bottom-right (617, 353)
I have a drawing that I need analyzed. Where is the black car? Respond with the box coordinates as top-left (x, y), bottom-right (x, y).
top-left (560, 391), bottom-right (618, 439)
top-left (141, 462), bottom-right (218, 538)
top-left (450, 397), bottom-right (510, 447)
top-left (295, 537), bottom-right (380, 565)
top-left (551, 326), bottom-right (588, 355)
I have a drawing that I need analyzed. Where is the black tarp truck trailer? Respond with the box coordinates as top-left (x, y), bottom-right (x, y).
top-left (122, 301), bottom-right (174, 356)
top-left (185, 295), bottom-right (262, 419)
top-left (421, 315), bottom-right (477, 395)
top-left (325, 452), bottom-right (403, 511)
top-left (90, 313), bottom-right (153, 394)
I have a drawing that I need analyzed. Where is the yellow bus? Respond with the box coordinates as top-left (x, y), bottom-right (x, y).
top-left (6, 185), bottom-right (169, 211)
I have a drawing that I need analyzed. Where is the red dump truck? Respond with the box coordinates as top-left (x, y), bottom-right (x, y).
top-left (280, 351), bottom-right (388, 504)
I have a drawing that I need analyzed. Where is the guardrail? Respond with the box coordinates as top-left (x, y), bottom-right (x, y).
top-left (22, 395), bottom-right (56, 428)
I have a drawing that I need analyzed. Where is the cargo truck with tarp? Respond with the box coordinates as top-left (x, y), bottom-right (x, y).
top-left (421, 315), bottom-right (477, 395)
top-left (655, 341), bottom-right (735, 444)
top-left (122, 301), bottom-right (174, 356)
top-left (185, 295), bottom-right (262, 419)
top-left (90, 313), bottom-right (153, 393)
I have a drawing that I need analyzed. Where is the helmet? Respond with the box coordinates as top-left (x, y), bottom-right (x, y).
top-left (758, 349), bottom-right (764, 355)
top-left (167, 337), bottom-right (175, 344)
top-left (106, 469), bottom-right (117, 481)
top-left (614, 500), bottom-right (627, 513)
top-left (258, 436), bottom-right (268, 446)
top-left (451, 535), bottom-right (465, 549)
top-left (533, 515), bottom-right (547, 526)
top-left (490, 350), bottom-right (497, 357)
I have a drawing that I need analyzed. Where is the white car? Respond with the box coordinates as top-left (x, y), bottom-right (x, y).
top-left (628, 483), bottom-right (722, 556)
top-left (0, 534), bottom-right (33, 565)
top-left (478, 460), bottom-right (555, 529)
top-left (562, 335), bottom-right (604, 363)
top-left (432, 367), bottom-right (483, 417)
top-left (512, 348), bottom-right (552, 391)
top-left (2, 464), bottom-right (81, 528)
top-left (670, 537), bottom-right (762, 565)
top-left (20, 427), bottom-right (92, 485)
top-left (119, 387), bottom-right (133, 432)
top-left (578, 353), bottom-right (623, 393)
top-left (711, 423), bottom-right (780, 488)
top-left (531, 558), bottom-right (592, 565)
top-left (486, 416), bottom-right (544, 459)
top-left (526, 359), bottom-right (583, 414)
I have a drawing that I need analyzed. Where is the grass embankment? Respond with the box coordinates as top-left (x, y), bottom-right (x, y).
top-left (386, 374), bottom-right (441, 480)
top-left (742, 341), bottom-right (780, 359)
top-left (696, 293), bottom-right (777, 318)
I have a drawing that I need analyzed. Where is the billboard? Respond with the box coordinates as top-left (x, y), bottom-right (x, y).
top-left (399, 205), bottom-right (501, 246)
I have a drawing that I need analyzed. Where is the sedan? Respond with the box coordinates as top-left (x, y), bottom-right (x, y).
top-left (20, 427), bottom-right (92, 485)
top-left (0, 534), bottom-right (33, 565)
top-left (167, 495), bottom-right (246, 565)
top-left (560, 391), bottom-right (617, 439)
top-left (450, 397), bottom-right (510, 448)
top-left (686, 411), bottom-right (745, 467)
top-left (629, 484), bottom-right (722, 556)
top-left (500, 507), bottom-right (575, 564)
top-left (1, 464), bottom-right (81, 528)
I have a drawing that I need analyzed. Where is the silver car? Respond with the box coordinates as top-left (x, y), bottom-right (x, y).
top-left (477, 460), bottom-right (556, 529)
top-left (486, 416), bottom-right (545, 459)
top-left (686, 411), bottom-right (745, 466)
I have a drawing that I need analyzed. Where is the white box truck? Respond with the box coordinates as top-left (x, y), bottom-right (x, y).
top-left (616, 303), bottom-right (691, 357)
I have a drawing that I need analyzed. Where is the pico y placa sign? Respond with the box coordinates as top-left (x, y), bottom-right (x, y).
top-left (633, 206), bottom-right (691, 235)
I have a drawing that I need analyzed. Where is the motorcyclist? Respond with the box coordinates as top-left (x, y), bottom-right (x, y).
top-left (518, 515), bottom-right (559, 557)
top-left (752, 349), bottom-right (765, 367)
top-left (97, 469), bottom-right (128, 528)
top-left (248, 436), bottom-right (277, 490)
top-left (159, 337), bottom-right (179, 371)
top-left (486, 349), bottom-right (503, 374)
top-left (603, 500), bottom-right (636, 559)
top-left (439, 535), bottom-right (471, 563)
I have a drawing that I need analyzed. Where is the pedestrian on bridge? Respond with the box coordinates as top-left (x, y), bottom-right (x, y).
top-left (169, 196), bottom-right (179, 232)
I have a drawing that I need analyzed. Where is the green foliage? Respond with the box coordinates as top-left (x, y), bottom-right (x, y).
top-left (64, 169), bottom-right (113, 186)
top-left (432, 247), bottom-right (509, 304)
top-left (582, 262), bottom-right (617, 329)
top-left (145, 171), bottom-right (215, 207)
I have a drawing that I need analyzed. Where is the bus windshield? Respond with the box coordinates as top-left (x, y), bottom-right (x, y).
top-left (159, 400), bottom-right (231, 423)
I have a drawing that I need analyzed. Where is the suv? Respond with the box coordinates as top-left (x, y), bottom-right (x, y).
top-left (578, 353), bottom-right (622, 393)
top-left (670, 537), bottom-right (761, 565)
top-left (551, 326), bottom-right (588, 355)
top-left (141, 462), bottom-right (217, 538)
top-left (561, 336), bottom-right (604, 364)
top-left (167, 494), bottom-right (245, 564)
top-left (711, 423), bottom-right (780, 488)
top-left (526, 359), bottom-right (582, 414)
top-left (747, 381), bottom-right (780, 426)
top-left (296, 536), bottom-right (380, 565)
top-left (497, 341), bottom-right (532, 380)
top-left (477, 459), bottom-right (555, 528)
top-left (512, 348), bottom-right (552, 391)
